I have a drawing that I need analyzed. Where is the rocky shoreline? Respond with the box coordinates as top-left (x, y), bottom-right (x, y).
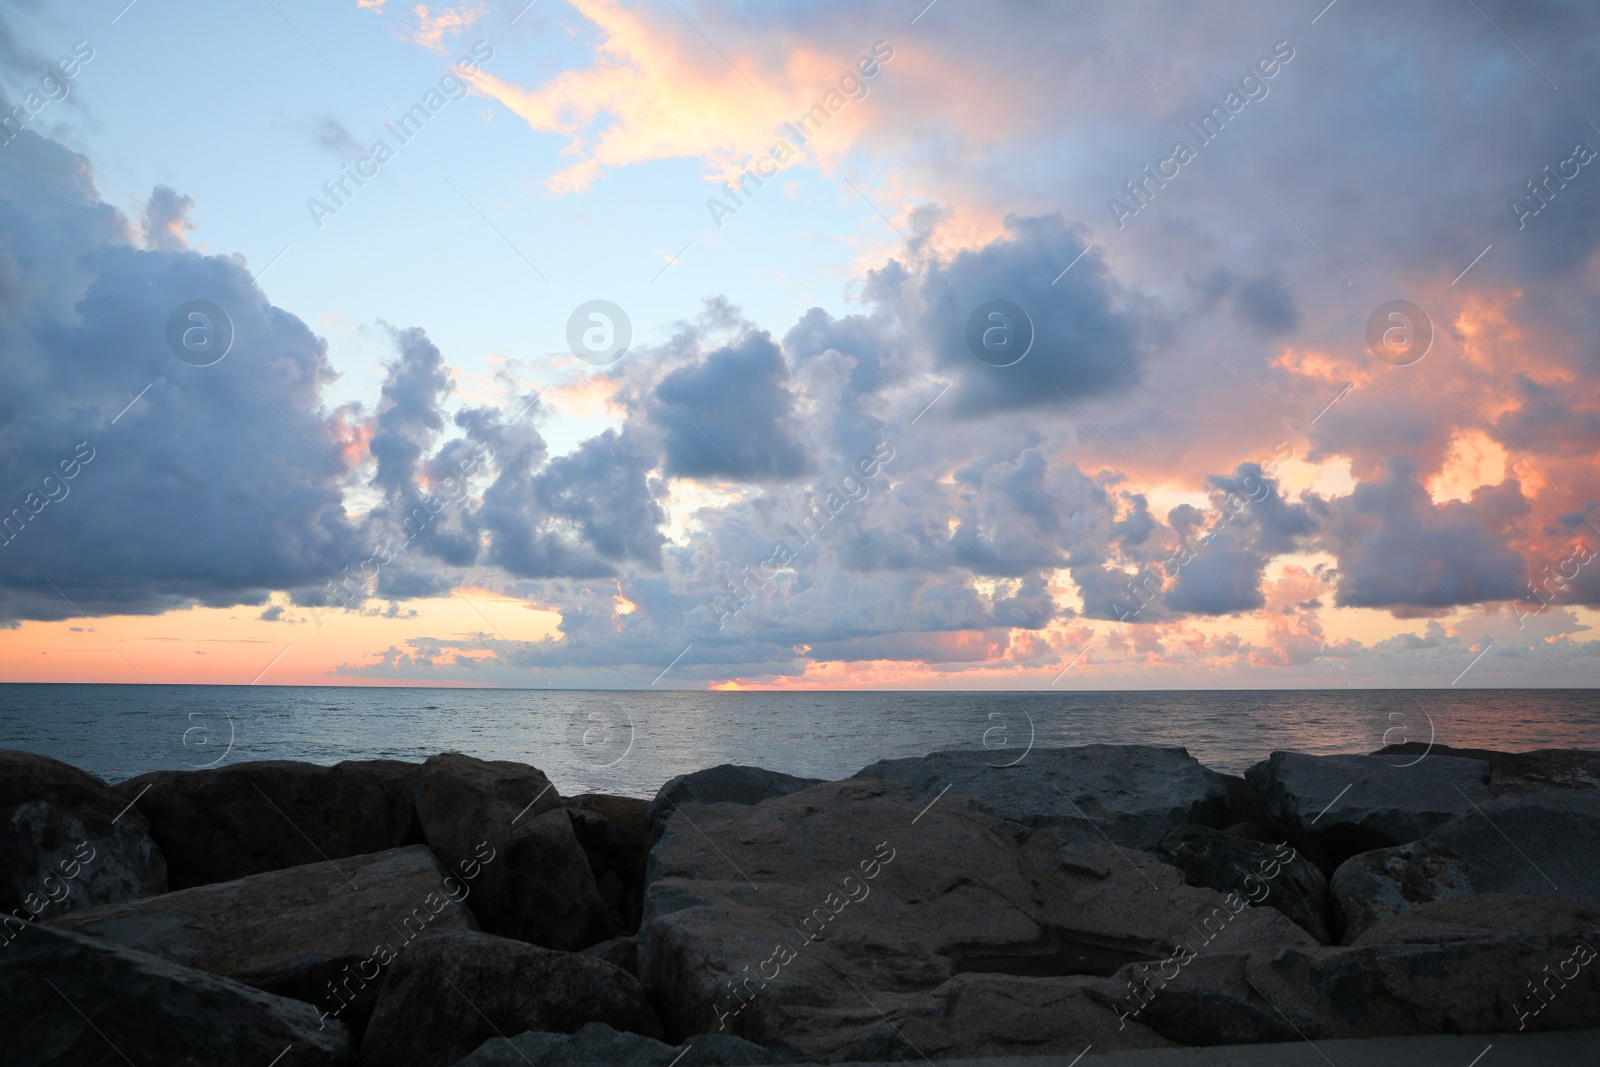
top-left (2, 742), bottom-right (1597, 1065)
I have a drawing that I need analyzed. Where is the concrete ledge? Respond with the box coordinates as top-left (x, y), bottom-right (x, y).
top-left (821, 1029), bottom-right (1599, 1067)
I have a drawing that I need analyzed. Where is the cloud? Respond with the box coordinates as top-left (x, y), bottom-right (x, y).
top-left (139, 185), bottom-right (194, 252)
top-left (1325, 458), bottom-right (1529, 613)
top-left (307, 116), bottom-right (364, 157)
top-left (399, 2), bottom-right (488, 54)
top-left (645, 323), bottom-right (811, 483)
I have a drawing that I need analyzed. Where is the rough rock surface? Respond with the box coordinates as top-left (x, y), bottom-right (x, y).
top-left (1087, 895), bottom-right (1600, 1044)
top-left (582, 933), bottom-right (639, 974)
top-left (567, 793), bottom-right (650, 931)
top-left (1154, 825), bottom-right (1332, 943)
top-left (115, 757), bottom-right (421, 888)
top-left (852, 745), bottom-right (1237, 848)
top-left (48, 845), bottom-right (476, 1033)
top-left (1244, 751), bottom-right (1492, 870)
top-left (1373, 743), bottom-right (1600, 795)
top-left (361, 929), bottom-right (661, 1067)
top-left (454, 1022), bottom-right (779, 1066)
top-left (638, 777), bottom-right (1311, 1061)
top-left (647, 765), bottom-right (824, 825)
top-left (415, 754), bottom-right (608, 949)
top-left (0, 922), bottom-right (350, 1065)
top-left (1330, 791), bottom-right (1600, 940)
top-left (0, 750), bottom-right (166, 918)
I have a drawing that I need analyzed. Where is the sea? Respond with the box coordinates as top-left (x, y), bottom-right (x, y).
top-left (0, 685), bottom-right (1596, 798)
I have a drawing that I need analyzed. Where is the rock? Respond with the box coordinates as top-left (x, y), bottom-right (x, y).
top-left (1352, 892), bottom-right (1599, 946)
top-left (49, 844), bottom-right (477, 1036)
top-left (1244, 751), bottom-right (1492, 870)
top-left (1091, 897), bottom-right (1600, 1044)
top-left (851, 745), bottom-right (1237, 848)
top-left (0, 922), bottom-right (350, 1065)
top-left (1373, 743), bottom-right (1600, 796)
top-left (453, 1021), bottom-right (779, 1066)
top-left (360, 929), bottom-right (661, 1067)
top-left (116, 757), bottom-right (421, 889)
top-left (415, 754), bottom-right (609, 949)
top-left (638, 777), bottom-right (1310, 1061)
top-left (1330, 791), bottom-right (1600, 941)
top-left (582, 934), bottom-right (638, 974)
top-left (647, 765), bottom-right (824, 825)
top-left (1154, 825), bottom-right (1332, 943)
top-left (567, 793), bottom-right (650, 932)
top-left (0, 750), bottom-right (166, 921)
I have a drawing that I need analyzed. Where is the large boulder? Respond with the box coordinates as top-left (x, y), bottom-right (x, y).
top-left (1373, 743), bottom-right (1600, 796)
top-left (1244, 751), bottom-right (1492, 870)
top-left (0, 922), bottom-right (350, 1065)
top-left (453, 1022), bottom-right (778, 1066)
top-left (1330, 791), bottom-right (1600, 941)
top-left (646, 765), bottom-right (824, 825)
top-left (415, 754), bottom-right (609, 949)
top-left (566, 793), bottom-right (650, 932)
top-left (0, 750), bottom-right (166, 923)
top-left (49, 844), bottom-right (477, 1035)
top-left (116, 758), bottom-right (422, 888)
top-left (1088, 895), bottom-right (1600, 1043)
top-left (360, 929), bottom-right (661, 1067)
top-left (1153, 825), bottom-right (1332, 943)
top-left (638, 777), bottom-right (1311, 1061)
top-left (851, 745), bottom-right (1237, 848)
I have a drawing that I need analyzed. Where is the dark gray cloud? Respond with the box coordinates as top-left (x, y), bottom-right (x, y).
top-left (647, 326), bottom-right (811, 483)
top-left (1326, 459), bottom-right (1529, 612)
top-left (866, 214), bottom-right (1152, 416)
top-left (0, 130), bottom-right (364, 623)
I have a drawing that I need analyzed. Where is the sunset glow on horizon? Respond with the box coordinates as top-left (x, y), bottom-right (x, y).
top-left (1, 0), bottom-right (1597, 690)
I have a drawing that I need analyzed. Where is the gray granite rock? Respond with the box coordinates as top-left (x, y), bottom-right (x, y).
top-left (361, 929), bottom-right (661, 1067)
top-left (647, 765), bottom-right (824, 825)
top-left (1331, 790), bottom-right (1600, 941)
top-left (1154, 825), bottom-right (1332, 943)
top-left (453, 1022), bottom-right (779, 1066)
top-left (0, 750), bottom-right (166, 921)
top-left (852, 745), bottom-right (1237, 848)
top-left (0, 922), bottom-right (350, 1066)
top-left (1244, 751), bottom-right (1492, 870)
top-left (416, 753), bottom-right (610, 950)
top-left (49, 844), bottom-right (476, 1035)
top-left (115, 757), bottom-right (420, 889)
top-left (639, 776), bottom-right (1309, 1061)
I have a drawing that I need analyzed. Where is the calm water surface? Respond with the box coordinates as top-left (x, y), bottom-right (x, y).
top-left (0, 685), bottom-right (1595, 798)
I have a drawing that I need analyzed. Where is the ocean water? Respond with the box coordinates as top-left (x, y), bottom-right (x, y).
top-left (0, 685), bottom-right (1596, 798)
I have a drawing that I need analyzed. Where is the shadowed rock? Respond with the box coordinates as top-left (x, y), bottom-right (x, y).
top-left (853, 745), bottom-right (1236, 848)
top-left (361, 929), bottom-right (661, 1067)
top-left (415, 754), bottom-right (609, 949)
top-left (0, 750), bottom-right (166, 921)
top-left (1089, 895), bottom-right (1600, 1043)
top-left (638, 777), bottom-right (1309, 1061)
top-left (647, 765), bottom-right (824, 826)
top-left (48, 844), bottom-right (476, 1036)
top-left (1372, 744), bottom-right (1600, 796)
top-left (1331, 791), bottom-right (1600, 941)
top-left (1154, 825), bottom-right (1332, 943)
top-left (0, 923), bottom-right (350, 1066)
top-left (1244, 751), bottom-right (1491, 871)
top-left (567, 793), bottom-right (650, 932)
top-left (453, 1021), bottom-right (779, 1066)
top-left (114, 758), bottom-right (421, 889)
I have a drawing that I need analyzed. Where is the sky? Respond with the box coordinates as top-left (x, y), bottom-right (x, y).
top-left (0, 0), bottom-right (1597, 690)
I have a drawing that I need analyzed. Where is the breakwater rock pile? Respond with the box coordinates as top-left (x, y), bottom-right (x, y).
top-left (2, 743), bottom-right (1597, 1065)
